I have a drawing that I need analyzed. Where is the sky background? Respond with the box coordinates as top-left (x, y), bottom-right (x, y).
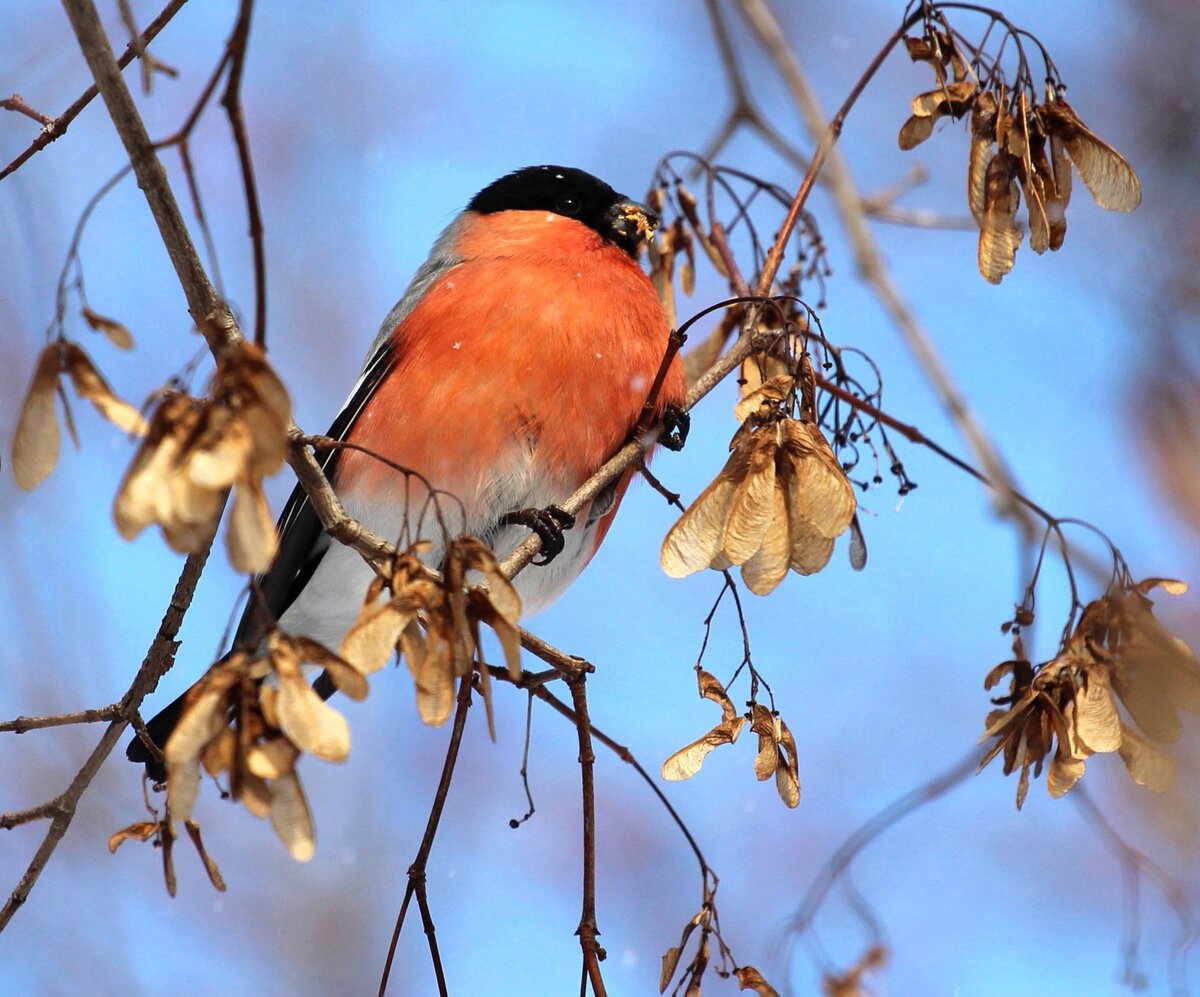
top-left (2, 1), bottom-right (1198, 995)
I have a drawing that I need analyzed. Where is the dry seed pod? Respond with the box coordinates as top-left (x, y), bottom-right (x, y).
top-left (977, 152), bottom-right (1023, 284)
top-left (1038, 98), bottom-right (1140, 212)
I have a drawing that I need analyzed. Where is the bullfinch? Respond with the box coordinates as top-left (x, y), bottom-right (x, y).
top-left (129, 165), bottom-right (688, 773)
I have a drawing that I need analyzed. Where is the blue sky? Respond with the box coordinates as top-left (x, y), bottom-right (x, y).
top-left (2, 2), bottom-right (1197, 995)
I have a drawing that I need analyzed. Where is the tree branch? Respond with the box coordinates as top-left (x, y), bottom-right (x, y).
top-left (59, 0), bottom-right (238, 357)
top-left (0, 0), bottom-right (189, 183)
top-left (0, 541), bottom-right (215, 931)
top-left (0, 705), bottom-right (122, 734)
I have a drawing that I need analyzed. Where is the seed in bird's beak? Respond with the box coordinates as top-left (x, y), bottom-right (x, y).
top-left (619, 202), bottom-right (658, 241)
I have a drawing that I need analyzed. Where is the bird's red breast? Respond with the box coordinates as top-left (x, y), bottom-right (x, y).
top-left (336, 208), bottom-right (686, 565)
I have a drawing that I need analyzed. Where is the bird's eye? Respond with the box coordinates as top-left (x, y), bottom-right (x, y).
top-left (555, 194), bottom-right (581, 216)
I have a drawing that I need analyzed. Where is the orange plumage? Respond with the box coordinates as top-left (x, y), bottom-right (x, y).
top-left (339, 208), bottom-right (684, 545)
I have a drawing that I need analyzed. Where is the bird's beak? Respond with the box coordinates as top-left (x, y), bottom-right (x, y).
top-left (606, 198), bottom-right (660, 256)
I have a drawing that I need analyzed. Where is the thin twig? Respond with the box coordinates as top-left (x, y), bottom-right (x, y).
top-left (524, 681), bottom-right (712, 880)
top-left (0, 542), bottom-right (215, 931)
top-left (748, 5), bottom-right (916, 299)
top-left (378, 676), bottom-right (473, 997)
top-left (701, 0), bottom-right (970, 233)
top-left (567, 672), bottom-right (607, 996)
top-left (509, 691), bottom-right (537, 827)
top-left (59, 0), bottom-right (236, 358)
top-left (1, 95), bottom-right (54, 126)
top-left (286, 432), bottom-right (395, 575)
top-left (216, 0), bottom-right (267, 347)
top-left (0, 705), bottom-right (122, 734)
top-left (519, 628), bottom-right (589, 683)
top-left (1, 0), bottom-right (188, 183)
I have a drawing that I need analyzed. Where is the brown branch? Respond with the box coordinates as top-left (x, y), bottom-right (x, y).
top-left (0, 0), bottom-right (188, 183)
top-left (217, 0), bottom-right (267, 347)
top-left (0, 541), bottom-right (215, 931)
top-left (518, 628), bottom-right (589, 683)
top-left (524, 681), bottom-right (713, 882)
top-left (702, 0), bottom-right (966, 234)
top-left (115, 0), bottom-right (151, 93)
top-left (0, 800), bottom-right (60, 831)
top-left (378, 675), bottom-right (473, 997)
top-left (287, 433), bottom-right (395, 576)
top-left (698, 0), bottom-right (812, 177)
top-left (1, 95), bottom-right (54, 126)
top-left (512, 676), bottom-right (753, 992)
top-left (567, 672), bottom-right (607, 996)
top-left (0, 705), bottom-right (122, 734)
top-left (748, 4), bottom-right (914, 299)
top-left (59, 0), bottom-right (238, 358)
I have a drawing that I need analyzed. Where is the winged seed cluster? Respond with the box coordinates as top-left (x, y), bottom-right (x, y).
top-left (144, 538), bottom-right (523, 863)
top-left (661, 669), bottom-right (801, 810)
top-left (898, 27), bottom-right (1140, 284)
top-left (163, 631), bottom-right (368, 861)
top-left (113, 341), bottom-right (292, 573)
top-left (980, 579), bottom-right (1200, 808)
top-left (661, 374), bottom-right (855, 596)
top-left (339, 537), bottom-right (522, 735)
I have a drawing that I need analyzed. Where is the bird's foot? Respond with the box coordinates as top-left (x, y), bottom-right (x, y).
top-left (658, 404), bottom-right (690, 451)
top-left (500, 505), bottom-right (576, 565)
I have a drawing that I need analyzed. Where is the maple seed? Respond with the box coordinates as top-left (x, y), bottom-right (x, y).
top-left (112, 341), bottom-right (291, 572)
top-left (897, 46), bottom-right (1141, 283)
top-left (823, 945), bottom-right (888, 997)
top-left (977, 153), bottom-right (1022, 285)
top-left (10, 345), bottom-right (61, 490)
top-left (898, 80), bottom-right (977, 150)
top-left (661, 404), bottom-right (855, 594)
top-left (11, 341), bottom-right (148, 490)
top-left (734, 966), bottom-right (782, 997)
top-left (661, 669), bottom-right (746, 781)
top-left (659, 907), bottom-right (710, 994)
top-left (341, 537), bottom-right (523, 736)
top-left (750, 704), bottom-right (801, 808)
top-left (161, 630), bottom-right (372, 862)
top-left (81, 306), bottom-right (134, 350)
top-left (1038, 98), bottom-right (1141, 212)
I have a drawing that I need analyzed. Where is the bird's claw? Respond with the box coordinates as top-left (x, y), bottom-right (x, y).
top-left (658, 404), bottom-right (690, 451)
top-left (500, 505), bottom-right (576, 565)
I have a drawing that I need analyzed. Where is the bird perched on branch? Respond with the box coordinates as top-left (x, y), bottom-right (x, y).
top-left (129, 165), bottom-right (688, 775)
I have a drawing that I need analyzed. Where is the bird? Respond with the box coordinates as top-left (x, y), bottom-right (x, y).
top-left (129, 165), bottom-right (688, 775)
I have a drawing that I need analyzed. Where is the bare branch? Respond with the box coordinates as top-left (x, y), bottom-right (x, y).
top-left (59, 0), bottom-right (238, 357)
top-left (0, 540), bottom-right (216, 931)
top-left (1, 0), bottom-right (187, 183)
top-left (0, 705), bottom-right (122, 734)
top-left (1, 94), bottom-right (54, 126)
top-left (567, 672), bottom-right (607, 995)
top-left (287, 433), bottom-right (395, 576)
top-left (378, 676), bottom-right (473, 997)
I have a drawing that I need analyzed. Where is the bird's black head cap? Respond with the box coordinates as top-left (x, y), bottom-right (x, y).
top-left (468, 165), bottom-right (656, 257)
